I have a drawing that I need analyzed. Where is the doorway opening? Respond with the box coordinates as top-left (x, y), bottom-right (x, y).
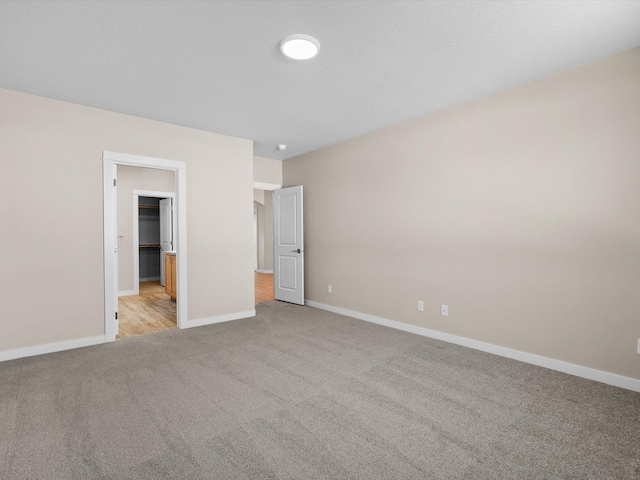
top-left (117, 191), bottom-right (176, 338)
top-left (253, 188), bottom-right (275, 305)
top-left (103, 152), bottom-right (187, 343)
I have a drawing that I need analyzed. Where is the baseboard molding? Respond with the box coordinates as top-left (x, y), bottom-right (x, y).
top-left (118, 290), bottom-right (137, 297)
top-left (139, 277), bottom-right (160, 282)
top-left (0, 335), bottom-right (106, 363)
top-left (256, 269), bottom-right (274, 274)
top-left (184, 310), bottom-right (256, 329)
top-left (305, 300), bottom-right (640, 393)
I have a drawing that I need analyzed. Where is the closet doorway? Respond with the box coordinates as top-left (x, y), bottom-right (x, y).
top-left (118, 187), bottom-right (177, 338)
top-left (132, 191), bottom-right (176, 294)
top-left (113, 190), bottom-right (176, 338)
top-left (103, 151), bottom-right (187, 343)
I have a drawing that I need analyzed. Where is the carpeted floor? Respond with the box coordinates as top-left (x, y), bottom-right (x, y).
top-left (1, 301), bottom-right (639, 479)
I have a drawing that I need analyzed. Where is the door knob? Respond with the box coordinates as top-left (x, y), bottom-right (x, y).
top-left (292, 248), bottom-right (302, 253)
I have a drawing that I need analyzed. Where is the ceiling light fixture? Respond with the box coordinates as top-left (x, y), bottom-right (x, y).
top-left (277, 144), bottom-right (287, 151)
top-left (280, 34), bottom-right (320, 60)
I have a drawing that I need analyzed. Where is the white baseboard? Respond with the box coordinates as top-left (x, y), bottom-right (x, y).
top-left (256, 269), bottom-right (274, 274)
top-left (184, 310), bottom-right (256, 329)
top-left (0, 335), bottom-right (106, 363)
top-left (305, 300), bottom-right (640, 393)
top-left (118, 290), bottom-right (137, 297)
top-left (139, 277), bottom-right (160, 282)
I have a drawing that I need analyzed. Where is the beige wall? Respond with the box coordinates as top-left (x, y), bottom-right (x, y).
top-left (254, 156), bottom-right (282, 186)
top-left (0, 88), bottom-right (254, 352)
top-left (253, 189), bottom-right (265, 205)
top-left (284, 48), bottom-right (640, 381)
top-left (117, 166), bottom-right (175, 292)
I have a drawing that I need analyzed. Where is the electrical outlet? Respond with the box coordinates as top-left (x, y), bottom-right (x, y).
top-left (328, 285), bottom-right (332, 294)
top-left (441, 305), bottom-right (448, 317)
top-left (417, 300), bottom-right (424, 312)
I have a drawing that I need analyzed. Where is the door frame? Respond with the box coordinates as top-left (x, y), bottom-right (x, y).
top-left (132, 190), bottom-right (176, 294)
top-left (103, 151), bottom-right (187, 342)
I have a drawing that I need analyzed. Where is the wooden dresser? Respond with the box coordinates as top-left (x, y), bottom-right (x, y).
top-left (164, 253), bottom-right (177, 300)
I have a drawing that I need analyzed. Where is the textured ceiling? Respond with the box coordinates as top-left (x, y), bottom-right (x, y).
top-left (1, 1), bottom-right (639, 160)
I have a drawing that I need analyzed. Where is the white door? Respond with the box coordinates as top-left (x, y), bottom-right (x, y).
top-left (273, 186), bottom-right (304, 305)
top-left (159, 198), bottom-right (173, 287)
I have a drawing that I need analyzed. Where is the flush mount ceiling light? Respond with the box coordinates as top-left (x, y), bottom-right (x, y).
top-left (277, 144), bottom-right (287, 151)
top-left (280, 34), bottom-right (320, 60)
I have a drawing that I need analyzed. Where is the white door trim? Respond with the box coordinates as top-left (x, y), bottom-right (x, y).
top-left (132, 190), bottom-right (176, 295)
top-left (103, 151), bottom-right (187, 342)
top-left (253, 182), bottom-right (282, 191)
top-left (133, 189), bottom-right (177, 198)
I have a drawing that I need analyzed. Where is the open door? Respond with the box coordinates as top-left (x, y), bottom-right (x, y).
top-left (159, 198), bottom-right (173, 287)
top-left (273, 186), bottom-right (304, 305)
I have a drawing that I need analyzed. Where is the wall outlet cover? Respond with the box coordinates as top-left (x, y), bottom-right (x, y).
top-left (441, 305), bottom-right (448, 316)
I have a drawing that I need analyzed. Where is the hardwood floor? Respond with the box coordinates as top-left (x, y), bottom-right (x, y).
top-left (117, 275), bottom-right (272, 339)
top-left (255, 272), bottom-right (274, 305)
top-left (117, 281), bottom-right (177, 339)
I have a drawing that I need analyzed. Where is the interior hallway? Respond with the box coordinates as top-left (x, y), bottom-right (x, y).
top-left (117, 281), bottom-right (177, 338)
top-left (255, 272), bottom-right (274, 305)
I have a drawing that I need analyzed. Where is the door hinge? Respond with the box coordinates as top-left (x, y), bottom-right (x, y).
top-left (115, 312), bottom-right (118, 320)
top-left (113, 179), bottom-right (117, 187)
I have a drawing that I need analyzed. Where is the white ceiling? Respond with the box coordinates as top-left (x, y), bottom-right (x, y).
top-left (1, 1), bottom-right (639, 160)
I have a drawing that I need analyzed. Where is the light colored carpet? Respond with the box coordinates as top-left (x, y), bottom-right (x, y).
top-left (1, 300), bottom-right (639, 479)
